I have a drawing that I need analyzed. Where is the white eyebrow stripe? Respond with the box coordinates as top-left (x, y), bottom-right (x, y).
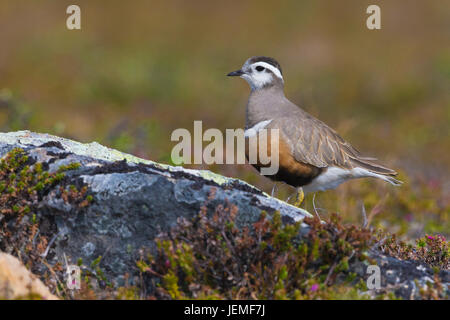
top-left (251, 62), bottom-right (283, 80)
top-left (244, 120), bottom-right (273, 137)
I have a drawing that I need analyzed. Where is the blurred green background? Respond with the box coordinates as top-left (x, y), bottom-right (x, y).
top-left (0, 0), bottom-right (448, 238)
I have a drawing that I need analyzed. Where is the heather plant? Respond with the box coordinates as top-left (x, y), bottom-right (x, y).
top-left (137, 204), bottom-right (377, 300)
top-left (380, 233), bottom-right (449, 269)
top-left (0, 148), bottom-right (90, 274)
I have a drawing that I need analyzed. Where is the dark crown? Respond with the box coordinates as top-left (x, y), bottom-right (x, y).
top-left (248, 56), bottom-right (282, 75)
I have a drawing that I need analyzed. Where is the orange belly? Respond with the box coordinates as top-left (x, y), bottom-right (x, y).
top-left (245, 132), bottom-right (323, 187)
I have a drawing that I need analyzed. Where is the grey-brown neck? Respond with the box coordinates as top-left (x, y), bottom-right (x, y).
top-left (246, 84), bottom-right (299, 129)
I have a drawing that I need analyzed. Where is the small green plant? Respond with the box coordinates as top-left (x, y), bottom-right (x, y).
top-left (0, 148), bottom-right (84, 217)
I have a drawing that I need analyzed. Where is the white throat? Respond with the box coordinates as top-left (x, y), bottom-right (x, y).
top-left (242, 72), bottom-right (274, 90)
top-left (241, 62), bottom-right (284, 91)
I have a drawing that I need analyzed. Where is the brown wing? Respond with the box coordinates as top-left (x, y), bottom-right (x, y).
top-left (269, 114), bottom-right (397, 176)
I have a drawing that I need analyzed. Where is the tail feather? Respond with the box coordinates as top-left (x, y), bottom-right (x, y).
top-left (350, 157), bottom-right (397, 176)
top-left (382, 175), bottom-right (403, 186)
top-left (350, 156), bottom-right (403, 186)
top-left (352, 167), bottom-right (403, 186)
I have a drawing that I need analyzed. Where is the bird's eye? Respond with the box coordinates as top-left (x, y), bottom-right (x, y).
top-left (255, 66), bottom-right (265, 72)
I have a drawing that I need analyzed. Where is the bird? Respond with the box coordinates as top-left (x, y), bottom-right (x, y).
top-left (227, 56), bottom-right (402, 207)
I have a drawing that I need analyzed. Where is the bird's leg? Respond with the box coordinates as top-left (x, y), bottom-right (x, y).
top-left (293, 187), bottom-right (304, 208)
top-left (271, 183), bottom-right (278, 197)
top-left (312, 193), bottom-right (321, 219)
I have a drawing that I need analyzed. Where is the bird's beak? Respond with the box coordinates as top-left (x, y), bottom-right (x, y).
top-left (227, 69), bottom-right (244, 77)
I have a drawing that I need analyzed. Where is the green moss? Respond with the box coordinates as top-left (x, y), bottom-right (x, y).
top-left (116, 287), bottom-right (140, 300)
top-left (90, 256), bottom-right (102, 268)
top-left (136, 260), bottom-right (150, 273)
top-left (163, 271), bottom-right (181, 299)
top-left (57, 162), bottom-right (81, 173)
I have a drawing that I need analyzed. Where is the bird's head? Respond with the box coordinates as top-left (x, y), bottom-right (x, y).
top-left (227, 56), bottom-right (284, 91)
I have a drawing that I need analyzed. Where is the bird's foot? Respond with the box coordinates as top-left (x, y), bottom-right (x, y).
top-left (292, 187), bottom-right (304, 208)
